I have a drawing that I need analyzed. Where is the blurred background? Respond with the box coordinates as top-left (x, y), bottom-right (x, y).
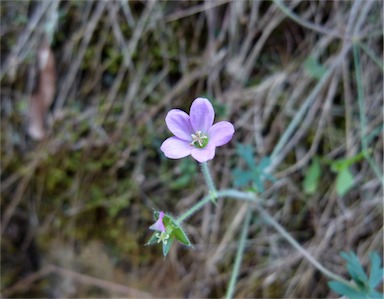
top-left (1, 0), bottom-right (383, 298)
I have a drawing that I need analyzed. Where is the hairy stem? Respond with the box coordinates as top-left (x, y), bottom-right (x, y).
top-left (176, 194), bottom-right (214, 224)
top-left (200, 162), bottom-right (217, 200)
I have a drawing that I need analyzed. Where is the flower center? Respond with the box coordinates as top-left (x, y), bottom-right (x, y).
top-left (155, 232), bottom-right (170, 244)
top-left (190, 131), bottom-right (209, 148)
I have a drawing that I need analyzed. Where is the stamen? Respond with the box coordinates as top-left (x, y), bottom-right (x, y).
top-left (190, 131), bottom-right (208, 148)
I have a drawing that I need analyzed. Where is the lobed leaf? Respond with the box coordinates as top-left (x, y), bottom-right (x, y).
top-left (233, 144), bottom-right (275, 192)
top-left (341, 251), bottom-right (369, 285)
top-left (328, 281), bottom-right (362, 299)
top-left (369, 252), bottom-right (384, 289)
top-left (233, 168), bottom-right (253, 188)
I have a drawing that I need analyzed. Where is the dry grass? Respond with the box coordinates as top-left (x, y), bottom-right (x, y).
top-left (1, 0), bottom-right (383, 298)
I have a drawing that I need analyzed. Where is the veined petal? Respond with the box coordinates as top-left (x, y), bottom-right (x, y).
top-left (208, 121), bottom-right (235, 147)
top-left (160, 137), bottom-right (192, 159)
top-left (190, 98), bottom-right (214, 133)
top-left (165, 109), bottom-right (193, 141)
top-left (191, 143), bottom-right (216, 163)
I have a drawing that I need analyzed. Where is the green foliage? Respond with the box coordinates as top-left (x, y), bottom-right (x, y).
top-left (303, 156), bottom-right (321, 194)
top-left (208, 96), bottom-right (228, 118)
top-left (232, 144), bottom-right (275, 192)
top-left (304, 56), bottom-right (327, 79)
top-left (302, 150), bottom-right (372, 197)
top-left (335, 168), bottom-right (354, 197)
top-left (329, 150), bottom-right (369, 196)
top-left (328, 251), bottom-right (384, 299)
top-left (170, 159), bottom-right (197, 190)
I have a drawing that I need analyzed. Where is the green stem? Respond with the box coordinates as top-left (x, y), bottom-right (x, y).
top-left (217, 189), bottom-right (256, 202)
top-left (175, 194), bottom-right (214, 224)
top-left (226, 206), bottom-right (252, 299)
top-left (176, 163), bottom-right (220, 224)
top-left (176, 189), bottom-right (253, 224)
top-left (353, 43), bottom-right (383, 184)
top-left (357, 41), bottom-right (384, 71)
top-left (200, 162), bottom-right (217, 195)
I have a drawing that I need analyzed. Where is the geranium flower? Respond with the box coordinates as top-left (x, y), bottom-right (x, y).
top-left (160, 98), bottom-right (235, 163)
top-left (149, 211), bottom-right (165, 232)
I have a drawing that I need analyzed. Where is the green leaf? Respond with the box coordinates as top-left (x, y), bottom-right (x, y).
top-left (303, 157), bottom-right (321, 194)
top-left (336, 168), bottom-right (354, 196)
top-left (167, 217), bottom-right (192, 247)
top-left (252, 174), bottom-right (265, 193)
top-left (329, 252), bottom-right (384, 299)
top-left (173, 225), bottom-right (192, 246)
top-left (154, 211), bottom-right (174, 227)
top-left (259, 156), bottom-right (271, 169)
top-left (145, 232), bottom-right (160, 246)
top-left (170, 159), bottom-right (197, 189)
top-left (328, 281), bottom-right (362, 299)
top-left (170, 175), bottom-right (191, 189)
top-left (304, 56), bottom-right (327, 79)
top-left (233, 168), bottom-right (253, 188)
top-left (369, 290), bottom-right (384, 299)
top-left (341, 251), bottom-right (369, 285)
top-left (369, 252), bottom-right (384, 288)
top-left (232, 144), bottom-right (275, 192)
top-left (236, 144), bottom-right (255, 168)
top-left (162, 235), bottom-right (175, 257)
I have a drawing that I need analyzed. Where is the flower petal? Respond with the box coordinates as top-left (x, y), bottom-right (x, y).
top-left (208, 121), bottom-right (235, 147)
top-left (149, 211), bottom-right (165, 232)
top-left (160, 137), bottom-right (192, 159)
top-left (190, 98), bottom-right (214, 133)
top-left (165, 109), bottom-right (193, 141)
top-left (191, 143), bottom-right (216, 163)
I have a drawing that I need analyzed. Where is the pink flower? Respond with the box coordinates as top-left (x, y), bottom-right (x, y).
top-left (149, 211), bottom-right (165, 232)
top-left (160, 98), bottom-right (235, 163)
